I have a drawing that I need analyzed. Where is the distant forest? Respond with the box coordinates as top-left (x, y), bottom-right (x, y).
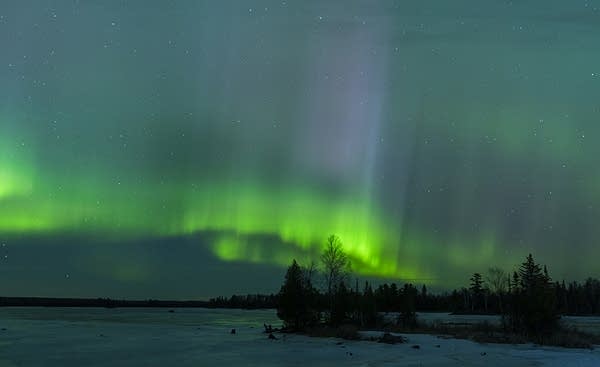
top-left (4, 276), bottom-right (596, 316)
top-left (211, 276), bottom-right (599, 318)
top-left (208, 275), bottom-right (600, 316)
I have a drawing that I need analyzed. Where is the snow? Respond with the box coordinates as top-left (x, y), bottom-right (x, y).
top-left (0, 308), bottom-right (598, 366)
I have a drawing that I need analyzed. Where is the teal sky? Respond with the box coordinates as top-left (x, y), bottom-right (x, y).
top-left (1, 0), bottom-right (599, 299)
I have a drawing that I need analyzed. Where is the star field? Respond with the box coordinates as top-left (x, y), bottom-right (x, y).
top-left (1, 0), bottom-right (600, 298)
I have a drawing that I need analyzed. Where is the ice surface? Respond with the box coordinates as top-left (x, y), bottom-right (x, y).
top-left (0, 308), bottom-right (598, 366)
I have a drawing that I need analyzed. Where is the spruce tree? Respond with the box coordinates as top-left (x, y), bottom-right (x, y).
top-left (469, 273), bottom-right (484, 312)
top-left (277, 260), bottom-right (315, 330)
top-left (506, 254), bottom-right (559, 336)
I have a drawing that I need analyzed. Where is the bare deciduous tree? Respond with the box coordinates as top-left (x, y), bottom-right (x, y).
top-left (302, 260), bottom-right (318, 289)
top-left (321, 234), bottom-right (350, 299)
top-left (320, 234), bottom-right (351, 325)
top-left (486, 267), bottom-right (508, 313)
top-left (487, 267), bottom-right (508, 294)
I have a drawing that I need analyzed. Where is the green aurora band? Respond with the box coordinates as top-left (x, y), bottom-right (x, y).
top-left (0, 119), bottom-right (557, 287)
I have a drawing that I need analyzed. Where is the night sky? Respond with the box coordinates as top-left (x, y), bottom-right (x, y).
top-left (1, 1), bottom-right (600, 299)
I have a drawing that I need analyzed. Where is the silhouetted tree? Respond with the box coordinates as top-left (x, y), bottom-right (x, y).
top-left (321, 234), bottom-right (350, 324)
top-left (469, 272), bottom-right (484, 312)
top-left (277, 259), bottom-right (318, 330)
top-left (506, 254), bottom-right (559, 336)
top-left (486, 267), bottom-right (508, 313)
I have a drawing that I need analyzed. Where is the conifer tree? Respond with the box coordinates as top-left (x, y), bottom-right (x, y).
top-left (506, 254), bottom-right (559, 336)
top-left (277, 259), bottom-right (317, 330)
top-left (469, 272), bottom-right (484, 312)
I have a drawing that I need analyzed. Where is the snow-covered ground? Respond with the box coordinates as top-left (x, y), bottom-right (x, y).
top-left (0, 308), bottom-right (598, 366)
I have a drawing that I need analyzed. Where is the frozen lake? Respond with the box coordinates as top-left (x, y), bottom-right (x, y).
top-left (1, 308), bottom-right (599, 366)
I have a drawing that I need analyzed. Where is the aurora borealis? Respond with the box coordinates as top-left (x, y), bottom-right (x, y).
top-left (1, 1), bottom-right (600, 299)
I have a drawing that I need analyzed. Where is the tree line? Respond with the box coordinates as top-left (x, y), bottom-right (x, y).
top-left (208, 294), bottom-right (278, 309)
top-left (275, 235), bottom-right (600, 338)
top-left (203, 235), bottom-right (599, 329)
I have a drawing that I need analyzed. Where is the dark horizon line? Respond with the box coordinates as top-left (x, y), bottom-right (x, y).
top-left (0, 296), bottom-right (227, 308)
